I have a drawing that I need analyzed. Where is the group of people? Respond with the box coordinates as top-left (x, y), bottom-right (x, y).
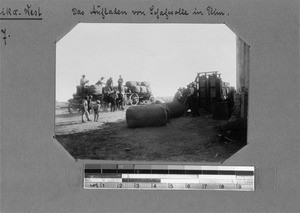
top-left (80, 75), bottom-right (125, 123)
top-left (174, 82), bottom-right (200, 117)
top-left (80, 75), bottom-right (124, 91)
top-left (102, 85), bottom-right (125, 112)
top-left (81, 95), bottom-right (101, 122)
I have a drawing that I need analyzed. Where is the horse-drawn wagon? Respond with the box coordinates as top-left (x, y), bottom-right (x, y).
top-left (67, 81), bottom-right (154, 114)
top-left (67, 85), bottom-right (103, 114)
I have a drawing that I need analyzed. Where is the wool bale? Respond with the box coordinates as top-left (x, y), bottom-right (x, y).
top-left (73, 94), bottom-right (81, 99)
top-left (163, 101), bottom-right (185, 118)
top-left (94, 85), bottom-right (102, 94)
top-left (140, 86), bottom-right (148, 94)
top-left (76, 86), bottom-right (82, 94)
top-left (130, 85), bottom-right (141, 93)
top-left (154, 97), bottom-right (165, 104)
top-left (159, 104), bottom-right (170, 122)
top-left (87, 85), bottom-right (95, 94)
top-left (93, 94), bottom-right (102, 100)
top-left (126, 81), bottom-right (137, 87)
top-left (141, 81), bottom-right (150, 87)
top-left (146, 86), bottom-right (152, 94)
top-left (89, 85), bottom-right (102, 95)
top-left (136, 81), bottom-right (142, 86)
top-left (126, 104), bottom-right (168, 128)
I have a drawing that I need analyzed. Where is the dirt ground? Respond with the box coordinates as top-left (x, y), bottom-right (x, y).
top-left (55, 103), bottom-right (245, 162)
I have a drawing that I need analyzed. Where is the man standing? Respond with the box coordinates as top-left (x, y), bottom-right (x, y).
top-left (106, 77), bottom-right (113, 89)
top-left (118, 75), bottom-right (123, 91)
top-left (96, 77), bottom-right (105, 106)
top-left (102, 86), bottom-right (112, 111)
top-left (184, 84), bottom-right (191, 115)
top-left (189, 82), bottom-right (199, 116)
top-left (96, 77), bottom-right (105, 86)
top-left (80, 75), bottom-right (89, 93)
top-left (88, 95), bottom-right (93, 114)
top-left (93, 100), bottom-right (101, 122)
top-left (173, 87), bottom-right (182, 102)
top-left (82, 96), bottom-right (91, 122)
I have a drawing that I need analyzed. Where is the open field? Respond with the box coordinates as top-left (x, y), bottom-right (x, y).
top-left (55, 102), bottom-right (245, 162)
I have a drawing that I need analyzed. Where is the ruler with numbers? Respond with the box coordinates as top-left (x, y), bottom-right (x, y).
top-left (84, 164), bottom-right (254, 191)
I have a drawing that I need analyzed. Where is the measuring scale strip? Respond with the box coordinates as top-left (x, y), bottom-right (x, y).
top-left (84, 181), bottom-right (254, 191)
top-left (84, 177), bottom-right (254, 191)
top-left (84, 164), bottom-right (255, 191)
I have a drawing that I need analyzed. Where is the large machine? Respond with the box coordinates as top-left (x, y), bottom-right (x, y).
top-left (194, 71), bottom-right (234, 118)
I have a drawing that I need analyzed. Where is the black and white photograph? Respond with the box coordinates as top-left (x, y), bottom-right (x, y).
top-left (1, 0), bottom-right (299, 212)
top-left (55, 23), bottom-right (249, 162)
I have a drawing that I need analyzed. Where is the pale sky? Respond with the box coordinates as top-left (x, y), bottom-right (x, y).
top-left (56, 23), bottom-right (236, 101)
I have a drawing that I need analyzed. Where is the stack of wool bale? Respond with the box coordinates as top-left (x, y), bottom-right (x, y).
top-left (73, 86), bottom-right (84, 99)
top-left (76, 86), bottom-right (82, 95)
top-left (88, 85), bottom-right (102, 95)
top-left (125, 81), bottom-right (152, 94)
top-left (73, 85), bottom-right (102, 100)
top-left (126, 101), bottom-right (185, 128)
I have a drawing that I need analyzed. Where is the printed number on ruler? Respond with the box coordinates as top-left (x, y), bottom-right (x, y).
top-left (90, 183), bottom-right (99, 188)
top-left (151, 183), bottom-right (156, 188)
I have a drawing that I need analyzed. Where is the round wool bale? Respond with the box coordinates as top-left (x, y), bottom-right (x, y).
top-left (140, 86), bottom-right (148, 94)
top-left (130, 85), bottom-right (141, 93)
top-left (126, 81), bottom-right (137, 87)
top-left (141, 81), bottom-right (150, 87)
top-left (87, 85), bottom-right (96, 94)
top-left (126, 105), bottom-right (168, 128)
top-left (146, 86), bottom-right (152, 94)
top-left (84, 85), bottom-right (95, 94)
top-left (94, 85), bottom-right (102, 94)
top-left (154, 97), bottom-right (165, 104)
top-left (163, 101), bottom-right (185, 118)
top-left (158, 104), bottom-right (170, 123)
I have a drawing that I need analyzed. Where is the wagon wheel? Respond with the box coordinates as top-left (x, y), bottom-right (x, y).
top-left (129, 93), bottom-right (139, 106)
top-left (68, 103), bottom-right (81, 114)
